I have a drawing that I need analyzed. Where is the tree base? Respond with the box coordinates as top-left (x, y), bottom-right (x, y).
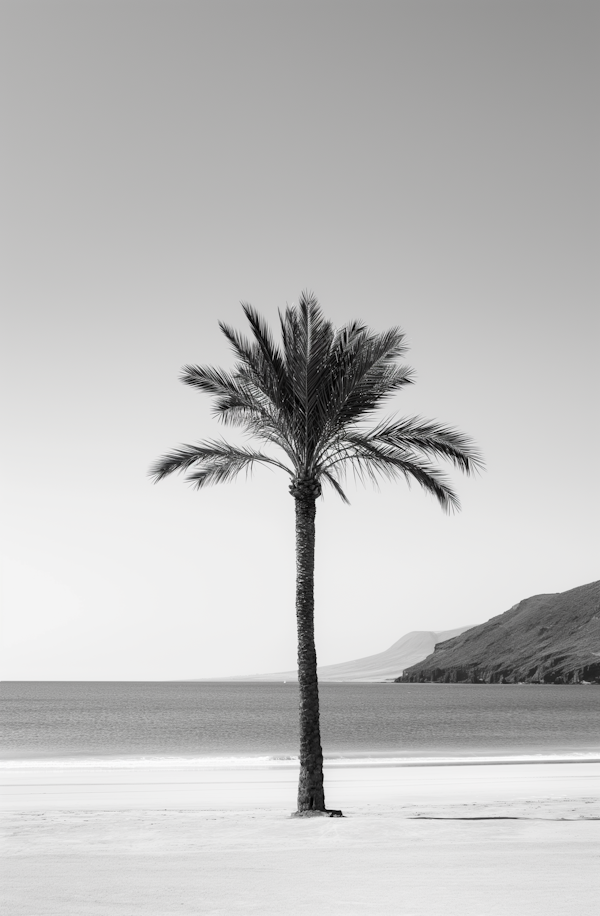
top-left (291, 809), bottom-right (344, 818)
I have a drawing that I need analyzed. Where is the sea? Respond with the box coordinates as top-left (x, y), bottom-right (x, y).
top-left (1, 681), bottom-right (599, 769)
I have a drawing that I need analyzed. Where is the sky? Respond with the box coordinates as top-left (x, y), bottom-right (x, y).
top-left (1, 0), bottom-right (598, 680)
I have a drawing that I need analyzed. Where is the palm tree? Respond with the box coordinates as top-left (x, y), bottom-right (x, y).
top-left (150, 292), bottom-right (483, 816)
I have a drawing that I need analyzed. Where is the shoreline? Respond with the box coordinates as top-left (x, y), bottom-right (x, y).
top-left (2, 758), bottom-right (599, 812)
top-left (2, 749), bottom-right (599, 767)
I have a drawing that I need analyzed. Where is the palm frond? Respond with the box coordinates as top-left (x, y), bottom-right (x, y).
top-left (181, 364), bottom-right (257, 412)
top-left (241, 303), bottom-right (286, 379)
top-left (218, 320), bottom-right (257, 370)
top-left (149, 440), bottom-right (292, 487)
top-left (331, 319), bottom-right (369, 350)
top-left (320, 469), bottom-right (351, 504)
top-left (181, 365), bottom-right (279, 442)
top-left (320, 434), bottom-right (461, 512)
top-left (370, 416), bottom-right (485, 475)
top-left (180, 364), bottom-right (238, 396)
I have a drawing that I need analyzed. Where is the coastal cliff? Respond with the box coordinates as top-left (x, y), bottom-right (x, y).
top-left (398, 580), bottom-right (600, 684)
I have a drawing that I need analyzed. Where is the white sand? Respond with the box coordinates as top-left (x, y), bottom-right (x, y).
top-left (2, 761), bottom-right (599, 915)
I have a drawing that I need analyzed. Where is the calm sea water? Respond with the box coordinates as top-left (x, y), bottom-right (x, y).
top-left (1, 681), bottom-right (598, 766)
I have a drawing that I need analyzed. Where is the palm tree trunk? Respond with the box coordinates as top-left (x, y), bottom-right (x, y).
top-left (294, 492), bottom-right (326, 813)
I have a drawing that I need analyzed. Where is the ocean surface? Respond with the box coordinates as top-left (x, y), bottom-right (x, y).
top-left (1, 681), bottom-right (599, 767)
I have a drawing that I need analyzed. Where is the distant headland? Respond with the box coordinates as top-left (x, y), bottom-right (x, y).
top-left (215, 626), bottom-right (473, 683)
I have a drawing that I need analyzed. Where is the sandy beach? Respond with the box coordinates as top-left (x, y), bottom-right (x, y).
top-left (2, 760), bottom-right (599, 915)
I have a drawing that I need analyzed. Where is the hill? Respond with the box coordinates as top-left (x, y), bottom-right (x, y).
top-left (399, 580), bottom-right (600, 684)
top-left (221, 626), bottom-right (473, 682)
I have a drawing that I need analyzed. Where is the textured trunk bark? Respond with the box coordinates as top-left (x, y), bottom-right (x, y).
top-left (294, 492), bottom-right (326, 812)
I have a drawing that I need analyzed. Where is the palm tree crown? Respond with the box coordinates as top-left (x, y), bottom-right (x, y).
top-left (150, 292), bottom-right (483, 502)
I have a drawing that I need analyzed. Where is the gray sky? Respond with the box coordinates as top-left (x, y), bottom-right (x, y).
top-left (1, 0), bottom-right (598, 679)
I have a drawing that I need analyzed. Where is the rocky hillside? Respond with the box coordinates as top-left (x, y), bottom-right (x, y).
top-left (399, 580), bottom-right (600, 684)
